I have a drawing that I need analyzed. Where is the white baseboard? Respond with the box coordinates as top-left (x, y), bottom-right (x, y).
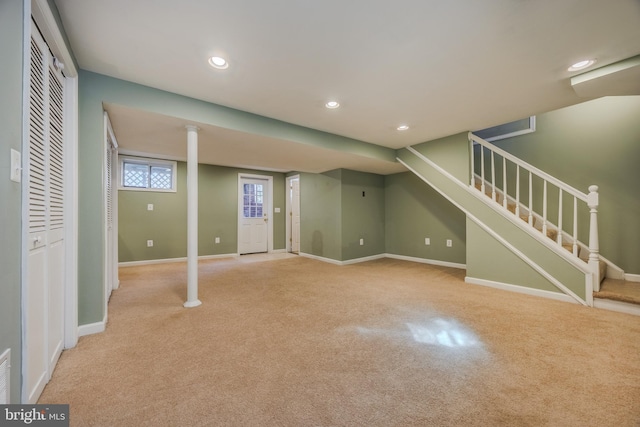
top-left (299, 252), bottom-right (466, 268)
top-left (625, 273), bottom-right (640, 283)
top-left (465, 276), bottom-right (577, 304)
top-left (299, 252), bottom-right (343, 265)
top-left (78, 316), bottom-right (106, 337)
top-left (270, 249), bottom-right (287, 254)
top-left (593, 298), bottom-right (640, 316)
top-left (384, 253), bottom-right (466, 269)
top-left (119, 253), bottom-right (237, 267)
top-left (342, 254), bottom-right (386, 265)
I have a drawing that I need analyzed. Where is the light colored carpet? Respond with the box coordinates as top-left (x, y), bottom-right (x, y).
top-left (40, 256), bottom-right (640, 426)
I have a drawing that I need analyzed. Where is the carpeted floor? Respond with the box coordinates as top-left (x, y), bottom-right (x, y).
top-left (39, 255), bottom-right (640, 426)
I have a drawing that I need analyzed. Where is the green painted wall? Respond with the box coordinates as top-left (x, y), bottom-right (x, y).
top-left (411, 132), bottom-right (471, 184)
top-left (466, 219), bottom-right (560, 293)
top-left (0, 0), bottom-right (24, 403)
top-left (489, 96), bottom-right (640, 274)
top-left (78, 70), bottom-right (396, 325)
top-left (341, 169), bottom-right (386, 260)
top-left (78, 72), bottom-right (106, 325)
top-left (385, 172), bottom-right (466, 264)
top-left (300, 170), bottom-right (343, 261)
top-left (118, 162), bottom-right (285, 262)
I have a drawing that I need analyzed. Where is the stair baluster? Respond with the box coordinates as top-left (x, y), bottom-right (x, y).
top-left (515, 165), bottom-right (520, 218)
top-left (502, 157), bottom-right (508, 209)
top-left (572, 198), bottom-right (579, 256)
top-left (491, 150), bottom-right (496, 202)
top-left (528, 171), bottom-right (533, 226)
top-left (557, 188), bottom-right (563, 246)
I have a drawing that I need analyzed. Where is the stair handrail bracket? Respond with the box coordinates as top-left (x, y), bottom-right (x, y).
top-left (468, 132), bottom-right (601, 298)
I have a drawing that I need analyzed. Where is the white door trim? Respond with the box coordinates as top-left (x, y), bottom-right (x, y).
top-left (285, 175), bottom-right (300, 253)
top-left (237, 173), bottom-right (273, 254)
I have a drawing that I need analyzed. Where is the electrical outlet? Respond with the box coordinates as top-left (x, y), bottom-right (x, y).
top-left (147, 204), bottom-right (154, 211)
top-left (147, 240), bottom-right (153, 247)
top-left (359, 238), bottom-right (364, 246)
top-left (215, 237), bottom-right (220, 244)
top-left (425, 237), bottom-right (430, 245)
top-left (446, 239), bottom-right (452, 247)
top-left (274, 207), bottom-right (280, 213)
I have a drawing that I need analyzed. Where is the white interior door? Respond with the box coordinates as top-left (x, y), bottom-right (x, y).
top-left (238, 177), bottom-right (269, 254)
top-left (291, 178), bottom-right (300, 253)
top-left (24, 21), bottom-right (66, 403)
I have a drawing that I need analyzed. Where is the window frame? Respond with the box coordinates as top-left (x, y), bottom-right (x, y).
top-left (118, 156), bottom-right (177, 193)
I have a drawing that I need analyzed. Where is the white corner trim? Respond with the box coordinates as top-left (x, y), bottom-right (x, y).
top-left (465, 276), bottom-right (578, 304)
top-left (384, 253), bottom-right (466, 269)
top-left (78, 315), bottom-right (107, 337)
top-left (593, 298), bottom-right (640, 317)
top-left (118, 253), bottom-right (238, 267)
top-left (625, 273), bottom-right (640, 283)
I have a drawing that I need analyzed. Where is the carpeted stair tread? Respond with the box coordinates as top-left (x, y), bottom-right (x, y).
top-left (594, 279), bottom-right (640, 305)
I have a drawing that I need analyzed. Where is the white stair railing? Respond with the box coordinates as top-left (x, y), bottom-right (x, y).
top-left (468, 132), bottom-right (600, 288)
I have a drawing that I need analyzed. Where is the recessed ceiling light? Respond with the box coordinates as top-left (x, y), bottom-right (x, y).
top-left (397, 124), bottom-right (409, 131)
top-left (208, 56), bottom-right (229, 70)
top-left (325, 101), bottom-right (340, 109)
top-left (568, 59), bottom-right (596, 72)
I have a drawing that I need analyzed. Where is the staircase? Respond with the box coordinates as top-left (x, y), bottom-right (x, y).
top-left (397, 132), bottom-right (637, 311)
top-left (472, 177), bottom-right (608, 285)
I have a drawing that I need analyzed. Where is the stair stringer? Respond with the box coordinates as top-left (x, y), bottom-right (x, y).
top-left (398, 146), bottom-right (594, 306)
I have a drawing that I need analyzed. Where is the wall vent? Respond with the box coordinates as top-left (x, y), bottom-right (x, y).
top-left (0, 349), bottom-right (10, 404)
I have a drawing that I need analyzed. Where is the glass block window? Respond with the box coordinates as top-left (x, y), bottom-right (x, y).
top-left (243, 183), bottom-right (264, 218)
top-left (120, 156), bottom-right (177, 192)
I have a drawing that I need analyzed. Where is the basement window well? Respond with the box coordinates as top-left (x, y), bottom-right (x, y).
top-left (120, 156), bottom-right (177, 192)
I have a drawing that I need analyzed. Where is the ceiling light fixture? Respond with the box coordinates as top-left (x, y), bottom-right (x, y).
top-left (568, 59), bottom-right (596, 72)
top-left (397, 124), bottom-right (409, 131)
top-left (325, 101), bottom-right (340, 109)
top-left (208, 56), bottom-right (229, 70)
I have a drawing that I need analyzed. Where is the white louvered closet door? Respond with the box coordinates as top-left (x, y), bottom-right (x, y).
top-left (24, 21), bottom-right (66, 404)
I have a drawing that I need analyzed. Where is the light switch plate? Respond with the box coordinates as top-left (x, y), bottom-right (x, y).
top-left (147, 204), bottom-right (154, 211)
top-left (10, 149), bottom-right (21, 183)
top-left (274, 207), bottom-right (280, 213)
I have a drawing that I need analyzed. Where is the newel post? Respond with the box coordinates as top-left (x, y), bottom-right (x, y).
top-left (587, 185), bottom-right (600, 291)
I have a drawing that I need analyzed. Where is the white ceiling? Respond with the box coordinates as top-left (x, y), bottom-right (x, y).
top-left (56, 0), bottom-right (640, 174)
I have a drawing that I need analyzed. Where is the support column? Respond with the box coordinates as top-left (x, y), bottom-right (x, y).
top-left (184, 125), bottom-right (202, 308)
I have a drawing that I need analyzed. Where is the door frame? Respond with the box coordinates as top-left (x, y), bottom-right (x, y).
top-left (237, 173), bottom-right (273, 254)
top-left (285, 175), bottom-right (300, 253)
